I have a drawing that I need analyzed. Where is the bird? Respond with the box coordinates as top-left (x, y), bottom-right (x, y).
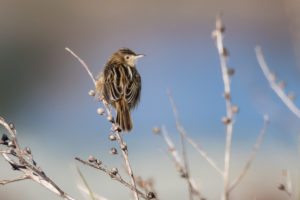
top-left (96, 48), bottom-right (144, 132)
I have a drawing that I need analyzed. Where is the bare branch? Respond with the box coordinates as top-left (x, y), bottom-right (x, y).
top-left (255, 46), bottom-right (300, 119)
top-left (229, 115), bottom-right (269, 191)
top-left (161, 126), bottom-right (202, 200)
top-left (0, 117), bottom-right (76, 200)
top-left (0, 175), bottom-right (29, 185)
top-left (65, 47), bottom-right (139, 200)
top-left (213, 15), bottom-right (235, 200)
top-left (75, 157), bottom-right (148, 199)
top-left (65, 47), bottom-right (96, 85)
top-left (167, 90), bottom-right (223, 175)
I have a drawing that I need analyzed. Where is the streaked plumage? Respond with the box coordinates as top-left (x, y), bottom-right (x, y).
top-left (96, 48), bottom-right (144, 132)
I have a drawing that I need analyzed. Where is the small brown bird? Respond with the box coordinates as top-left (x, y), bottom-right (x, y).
top-left (96, 48), bottom-right (144, 132)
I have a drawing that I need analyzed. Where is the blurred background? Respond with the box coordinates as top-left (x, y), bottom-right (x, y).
top-left (0, 0), bottom-right (299, 199)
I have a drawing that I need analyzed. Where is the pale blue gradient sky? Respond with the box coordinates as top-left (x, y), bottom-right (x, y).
top-left (0, 0), bottom-right (299, 199)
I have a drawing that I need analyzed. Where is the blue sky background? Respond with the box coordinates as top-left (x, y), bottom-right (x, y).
top-left (0, 0), bottom-right (299, 199)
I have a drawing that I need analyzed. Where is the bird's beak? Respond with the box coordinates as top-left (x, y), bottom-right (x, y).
top-left (135, 54), bottom-right (145, 59)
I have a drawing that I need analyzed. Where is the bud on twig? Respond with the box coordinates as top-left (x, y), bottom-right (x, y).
top-left (270, 73), bottom-right (277, 81)
top-left (107, 115), bottom-right (114, 122)
top-left (153, 127), bottom-right (160, 134)
top-left (288, 92), bottom-right (295, 101)
top-left (109, 134), bottom-right (116, 141)
top-left (121, 143), bottom-right (127, 151)
top-left (88, 155), bottom-right (95, 162)
top-left (278, 184), bottom-right (285, 191)
top-left (223, 92), bottom-right (230, 99)
top-left (25, 147), bottom-right (31, 154)
top-left (231, 106), bottom-right (239, 114)
top-left (222, 48), bottom-right (229, 56)
top-left (88, 90), bottom-right (96, 96)
top-left (227, 68), bottom-right (235, 76)
top-left (111, 168), bottom-right (118, 175)
top-left (278, 81), bottom-right (286, 89)
top-left (96, 160), bottom-right (102, 165)
top-left (147, 192), bottom-right (156, 199)
top-left (110, 148), bottom-right (118, 155)
top-left (222, 117), bottom-right (231, 125)
top-left (97, 108), bottom-right (105, 115)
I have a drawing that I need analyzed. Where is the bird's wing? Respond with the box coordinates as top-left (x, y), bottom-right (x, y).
top-left (125, 69), bottom-right (141, 109)
top-left (102, 64), bottom-right (123, 104)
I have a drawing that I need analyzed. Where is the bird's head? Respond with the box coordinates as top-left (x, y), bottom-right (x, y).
top-left (109, 48), bottom-right (145, 67)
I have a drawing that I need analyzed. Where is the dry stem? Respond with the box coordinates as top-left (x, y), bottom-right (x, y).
top-left (229, 115), bottom-right (269, 191)
top-left (65, 47), bottom-right (140, 200)
top-left (75, 158), bottom-right (148, 199)
top-left (161, 126), bottom-right (202, 200)
top-left (0, 117), bottom-right (76, 200)
top-left (255, 46), bottom-right (300, 119)
top-left (213, 15), bottom-right (235, 200)
top-left (167, 90), bottom-right (222, 175)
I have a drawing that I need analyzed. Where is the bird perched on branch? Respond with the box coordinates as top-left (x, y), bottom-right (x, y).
top-left (96, 48), bottom-right (144, 132)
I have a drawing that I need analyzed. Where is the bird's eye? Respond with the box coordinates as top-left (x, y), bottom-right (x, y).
top-left (125, 56), bottom-right (130, 60)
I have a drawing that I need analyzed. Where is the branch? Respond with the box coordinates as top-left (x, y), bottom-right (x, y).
top-left (229, 115), bottom-right (269, 191)
top-left (66, 47), bottom-right (140, 200)
top-left (167, 90), bottom-right (223, 175)
top-left (75, 157), bottom-right (148, 199)
top-left (0, 117), bottom-right (76, 200)
top-left (0, 175), bottom-right (29, 185)
top-left (212, 15), bottom-right (236, 200)
top-left (255, 46), bottom-right (300, 119)
top-left (161, 126), bottom-right (202, 200)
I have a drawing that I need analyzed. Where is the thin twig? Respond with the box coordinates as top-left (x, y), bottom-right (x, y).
top-left (167, 90), bottom-right (193, 200)
top-left (213, 15), bottom-right (235, 200)
top-left (167, 90), bottom-right (223, 175)
top-left (76, 166), bottom-right (96, 200)
top-left (65, 47), bottom-right (96, 85)
top-left (0, 175), bottom-right (29, 185)
top-left (75, 158), bottom-right (148, 199)
top-left (66, 47), bottom-right (140, 200)
top-left (161, 126), bottom-right (202, 199)
top-left (0, 117), bottom-right (76, 200)
top-left (255, 46), bottom-right (300, 119)
top-left (229, 115), bottom-right (269, 191)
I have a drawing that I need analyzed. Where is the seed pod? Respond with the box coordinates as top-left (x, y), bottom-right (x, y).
top-left (97, 108), bottom-right (105, 115)
top-left (221, 117), bottom-right (231, 125)
top-left (25, 147), bottom-right (31, 154)
top-left (278, 81), bottom-right (286, 89)
top-left (231, 106), bottom-right (239, 114)
top-left (153, 127), bottom-right (160, 134)
top-left (223, 92), bottom-right (230, 99)
top-left (121, 143), bottom-right (127, 151)
top-left (109, 134), bottom-right (116, 141)
top-left (222, 48), bottom-right (229, 56)
top-left (88, 155), bottom-right (95, 162)
top-left (107, 115), bottom-right (114, 122)
top-left (96, 160), bottom-right (102, 165)
top-left (111, 168), bottom-right (118, 175)
top-left (88, 90), bottom-right (96, 96)
top-left (278, 184), bottom-right (285, 191)
top-left (147, 192), bottom-right (156, 199)
top-left (110, 148), bottom-right (118, 155)
top-left (288, 92), bottom-right (295, 101)
top-left (227, 68), bottom-right (235, 76)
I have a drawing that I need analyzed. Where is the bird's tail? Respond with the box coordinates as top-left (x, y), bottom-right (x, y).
top-left (116, 97), bottom-right (132, 132)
